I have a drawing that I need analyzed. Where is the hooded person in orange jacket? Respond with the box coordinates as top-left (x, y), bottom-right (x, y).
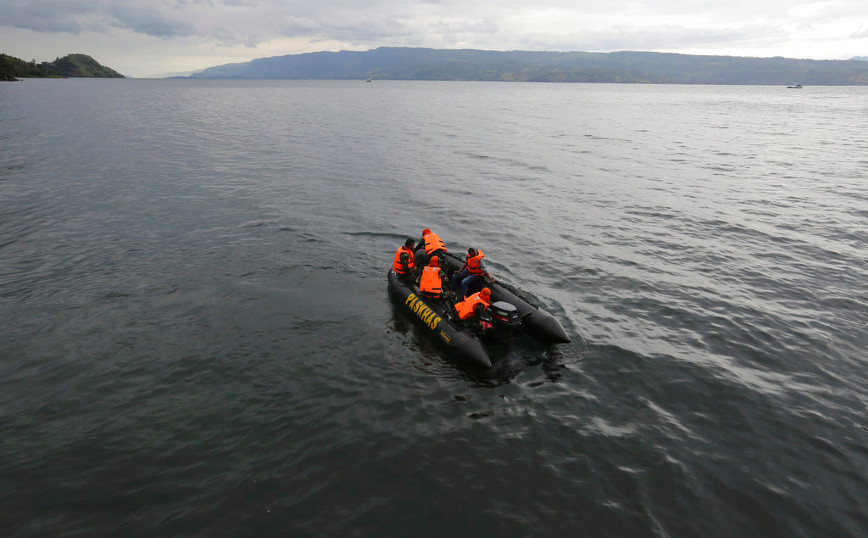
top-left (415, 228), bottom-right (447, 266)
top-left (454, 287), bottom-right (491, 323)
top-left (418, 256), bottom-right (449, 300)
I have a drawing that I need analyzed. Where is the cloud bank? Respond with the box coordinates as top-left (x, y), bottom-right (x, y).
top-left (1, 0), bottom-right (866, 77)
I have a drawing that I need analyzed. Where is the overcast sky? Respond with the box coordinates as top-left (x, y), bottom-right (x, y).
top-left (1, 0), bottom-right (866, 77)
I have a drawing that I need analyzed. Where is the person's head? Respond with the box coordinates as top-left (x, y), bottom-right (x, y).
top-left (404, 238), bottom-right (415, 249)
top-left (400, 252), bottom-right (410, 262)
top-left (422, 228), bottom-right (432, 236)
top-left (480, 287), bottom-right (491, 299)
top-left (428, 257), bottom-right (439, 267)
top-left (468, 247), bottom-right (477, 257)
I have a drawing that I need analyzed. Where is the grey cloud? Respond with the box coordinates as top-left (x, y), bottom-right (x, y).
top-left (566, 23), bottom-right (789, 53)
top-left (106, 3), bottom-right (195, 37)
top-left (0, 0), bottom-right (104, 34)
top-left (211, 26), bottom-right (274, 47)
top-left (0, 0), bottom-right (195, 37)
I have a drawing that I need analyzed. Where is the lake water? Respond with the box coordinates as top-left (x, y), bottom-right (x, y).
top-left (1, 78), bottom-right (866, 537)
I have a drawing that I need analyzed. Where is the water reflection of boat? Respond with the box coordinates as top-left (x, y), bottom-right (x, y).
top-left (787, 83), bottom-right (802, 89)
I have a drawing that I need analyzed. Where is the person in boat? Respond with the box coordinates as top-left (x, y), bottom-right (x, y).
top-left (417, 256), bottom-right (451, 301)
top-left (392, 238), bottom-right (416, 279)
top-left (454, 287), bottom-right (492, 328)
top-left (415, 228), bottom-right (447, 266)
top-left (450, 247), bottom-right (494, 298)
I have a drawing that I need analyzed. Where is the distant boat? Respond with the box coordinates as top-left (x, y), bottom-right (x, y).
top-left (365, 77), bottom-right (372, 82)
top-left (787, 83), bottom-right (802, 88)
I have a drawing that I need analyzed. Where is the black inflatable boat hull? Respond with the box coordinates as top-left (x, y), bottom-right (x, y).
top-left (388, 269), bottom-right (492, 368)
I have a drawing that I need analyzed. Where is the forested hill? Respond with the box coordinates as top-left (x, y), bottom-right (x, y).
top-left (1, 53), bottom-right (125, 81)
top-left (187, 47), bottom-right (868, 85)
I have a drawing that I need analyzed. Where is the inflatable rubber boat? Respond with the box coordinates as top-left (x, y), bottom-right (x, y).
top-left (387, 251), bottom-right (570, 368)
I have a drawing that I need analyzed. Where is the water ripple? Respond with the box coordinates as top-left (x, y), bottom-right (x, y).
top-left (2, 80), bottom-right (866, 537)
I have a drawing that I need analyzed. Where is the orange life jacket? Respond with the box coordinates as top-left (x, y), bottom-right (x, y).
top-left (419, 266), bottom-right (443, 296)
top-left (392, 246), bottom-right (415, 274)
top-left (455, 291), bottom-right (490, 320)
top-left (422, 232), bottom-right (446, 255)
top-left (467, 249), bottom-right (485, 275)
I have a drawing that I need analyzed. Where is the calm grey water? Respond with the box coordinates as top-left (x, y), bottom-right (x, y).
top-left (1, 78), bottom-right (866, 537)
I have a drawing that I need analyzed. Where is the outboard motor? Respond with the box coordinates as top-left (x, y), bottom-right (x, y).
top-left (481, 301), bottom-right (521, 353)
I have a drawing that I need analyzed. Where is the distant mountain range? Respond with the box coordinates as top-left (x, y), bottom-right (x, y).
top-left (1, 53), bottom-right (124, 81)
top-left (186, 47), bottom-right (868, 85)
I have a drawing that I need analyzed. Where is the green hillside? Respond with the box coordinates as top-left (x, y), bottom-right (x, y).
top-left (1, 54), bottom-right (56, 80)
top-left (1, 53), bottom-right (124, 81)
top-left (48, 54), bottom-right (125, 77)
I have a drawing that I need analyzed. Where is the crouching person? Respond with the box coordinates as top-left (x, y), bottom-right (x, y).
top-left (418, 257), bottom-right (447, 297)
top-left (453, 287), bottom-right (491, 329)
